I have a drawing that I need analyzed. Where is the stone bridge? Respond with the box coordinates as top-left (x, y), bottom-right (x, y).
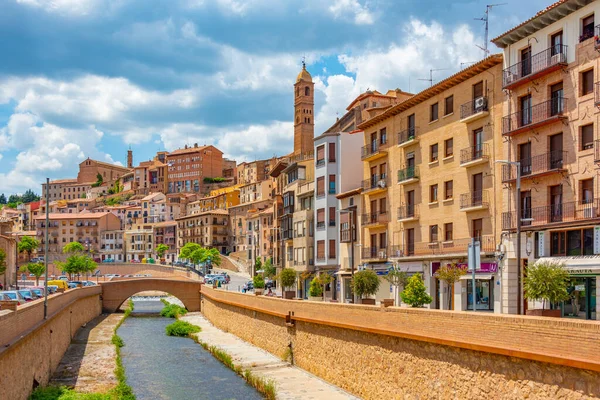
top-left (100, 278), bottom-right (203, 312)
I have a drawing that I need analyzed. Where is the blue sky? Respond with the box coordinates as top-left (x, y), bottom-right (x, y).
top-left (0, 0), bottom-right (551, 194)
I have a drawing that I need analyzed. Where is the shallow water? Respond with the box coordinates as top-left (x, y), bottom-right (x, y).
top-left (118, 299), bottom-right (262, 400)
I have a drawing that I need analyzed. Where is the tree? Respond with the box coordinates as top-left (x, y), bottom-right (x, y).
top-left (57, 254), bottom-right (97, 280)
top-left (401, 273), bottom-right (433, 308)
top-left (18, 236), bottom-right (40, 261)
top-left (204, 247), bottom-right (221, 267)
top-left (8, 194), bottom-right (20, 204)
top-left (20, 262), bottom-right (45, 285)
top-left (384, 267), bottom-right (409, 305)
top-left (254, 257), bottom-right (262, 275)
top-left (279, 268), bottom-right (296, 292)
top-left (22, 189), bottom-right (40, 203)
top-left (524, 261), bottom-right (570, 310)
top-left (156, 244), bottom-right (169, 260)
top-left (0, 194), bottom-right (6, 204)
top-left (351, 270), bottom-right (381, 301)
top-left (434, 263), bottom-right (467, 310)
top-left (179, 242), bottom-right (201, 262)
top-left (63, 242), bottom-right (85, 254)
top-left (253, 274), bottom-right (265, 289)
top-left (308, 277), bottom-right (323, 297)
top-left (263, 258), bottom-right (276, 279)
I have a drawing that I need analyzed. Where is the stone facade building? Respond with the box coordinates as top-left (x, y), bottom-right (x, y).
top-left (166, 144), bottom-right (224, 194)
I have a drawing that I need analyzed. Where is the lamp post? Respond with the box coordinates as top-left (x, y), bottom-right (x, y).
top-left (496, 160), bottom-right (522, 315)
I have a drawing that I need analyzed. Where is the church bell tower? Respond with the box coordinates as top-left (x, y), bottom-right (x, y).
top-left (293, 61), bottom-right (314, 155)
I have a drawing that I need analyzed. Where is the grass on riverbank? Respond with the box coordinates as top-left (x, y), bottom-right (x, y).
top-left (29, 300), bottom-right (136, 400)
top-left (159, 298), bottom-right (188, 318)
top-left (165, 320), bottom-right (201, 336)
top-left (191, 336), bottom-right (276, 400)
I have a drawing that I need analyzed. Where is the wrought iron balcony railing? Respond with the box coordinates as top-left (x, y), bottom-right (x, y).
top-left (502, 45), bottom-right (567, 88)
top-left (397, 127), bottom-right (418, 146)
top-left (460, 143), bottom-right (489, 165)
top-left (460, 97), bottom-right (488, 119)
top-left (397, 166), bottom-right (419, 183)
top-left (502, 200), bottom-right (600, 230)
top-left (501, 151), bottom-right (566, 182)
top-left (397, 204), bottom-right (418, 220)
top-left (502, 97), bottom-right (567, 136)
top-left (459, 190), bottom-right (489, 210)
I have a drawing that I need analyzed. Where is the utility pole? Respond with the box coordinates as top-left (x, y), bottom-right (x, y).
top-left (44, 177), bottom-right (50, 319)
top-left (475, 3), bottom-right (507, 57)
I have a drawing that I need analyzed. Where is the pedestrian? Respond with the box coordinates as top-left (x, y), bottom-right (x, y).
top-left (267, 287), bottom-right (273, 296)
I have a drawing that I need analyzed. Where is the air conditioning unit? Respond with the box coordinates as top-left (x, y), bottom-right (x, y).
top-left (474, 97), bottom-right (487, 112)
top-left (378, 179), bottom-right (387, 188)
top-left (378, 250), bottom-right (386, 258)
top-left (550, 53), bottom-right (566, 65)
top-left (505, 73), bottom-right (517, 85)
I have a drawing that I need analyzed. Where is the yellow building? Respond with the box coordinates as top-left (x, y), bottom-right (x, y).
top-left (357, 55), bottom-right (505, 311)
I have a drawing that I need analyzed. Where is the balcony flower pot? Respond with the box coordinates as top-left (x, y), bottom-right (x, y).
top-left (360, 298), bottom-right (376, 305)
top-left (381, 298), bottom-right (394, 308)
top-left (283, 290), bottom-right (295, 299)
top-left (254, 288), bottom-right (264, 296)
top-left (308, 296), bottom-right (323, 302)
top-left (526, 309), bottom-right (561, 318)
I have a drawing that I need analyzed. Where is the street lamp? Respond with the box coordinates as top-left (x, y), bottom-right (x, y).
top-left (495, 160), bottom-right (523, 315)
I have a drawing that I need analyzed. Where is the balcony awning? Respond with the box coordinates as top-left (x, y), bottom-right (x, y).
top-left (537, 257), bottom-right (600, 275)
top-left (460, 274), bottom-right (493, 280)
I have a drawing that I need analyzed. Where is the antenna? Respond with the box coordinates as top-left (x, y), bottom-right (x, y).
top-left (418, 69), bottom-right (449, 87)
top-left (460, 61), bottom-right (478, 69)
top-left (474, 3), bottom-right (507, 57)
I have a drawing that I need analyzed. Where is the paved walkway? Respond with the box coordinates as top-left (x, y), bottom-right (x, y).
top-left (181, 313), bottom-right (359, 400)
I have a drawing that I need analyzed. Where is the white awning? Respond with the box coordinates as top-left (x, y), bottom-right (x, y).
top-left (537, 257), bottom-right (600, 275)
top-left (460, 274), bottom-right (493, 280)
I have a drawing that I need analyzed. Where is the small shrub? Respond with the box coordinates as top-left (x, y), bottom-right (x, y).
top-left (279, 268), bottom-right (296, 291)
top-left (160, 302), bottom-right (188, 318)
top-left (29, 386), bottom-right (112, 399)
top-left (111, 334), bottom-right (124, 348)
top-left (308, 277), bottom-right (322, 297)
top-left (165, 320), bottom-right (201, 337)
top-left (401, 273), bottom-right (432, 307)
top-left (253, 274), bottom-right (265, 289)
top-left (351, 270), bottom-right (380, 299)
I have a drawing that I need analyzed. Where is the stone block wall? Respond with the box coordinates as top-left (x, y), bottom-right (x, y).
top-left (201, 286), bottom-right (600, 400)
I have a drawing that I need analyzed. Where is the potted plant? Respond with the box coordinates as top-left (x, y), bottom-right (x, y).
top-left (351, 269), bottom-right (380, 305)
top-left (155, 244), bottom-right (169, 264)
top-left (524, 261), bottom-right (570, 317)
top-left (308, 277), bottom-right (323, 301)
top-left (279, 268), bottom-right (297, 299)
top-left (401, 273), bottom-right (433, 308)
top-left (434, 263), bottom-right (467, 310)
top-left (253, 274), bottom-right (265, 295)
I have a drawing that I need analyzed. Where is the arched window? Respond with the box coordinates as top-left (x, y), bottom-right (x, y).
top-left (305, 86), bottom-right (310, 96)
top-left (296, 87), bottom-right (300, 97)
top-left (296, 117), bottom-right (300, 123)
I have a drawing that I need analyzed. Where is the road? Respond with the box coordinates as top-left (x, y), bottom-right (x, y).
top-left (211, 267), bottom-right (250, 292)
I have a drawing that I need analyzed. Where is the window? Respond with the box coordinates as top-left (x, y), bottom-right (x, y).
top-left (430, 143), bottom-right (439, 162)
top-left (329, 206), bottom-right (336, 226)
top-left (581, 15), bottom-right (595, 42)
top-left (430, 102), bottom-right (439, 122)
top-left (429, 225), bottom-right (438, 243)
top-left (551, 228), bottom-right (594, 256)
top-left (472, 218), bottom-right (483, 240)
top-left (444, 223), bottom-right (453, 241)
top-left (317, 240), bottom-right (325, 260)
top-left (581, 179), bottom-right (594, 204)
top-left (329, 174), bottom-right (336, 194)
top-left (581, 124), bottom-right (594, 150)
top-left (329, 240), bottom-right (336, 259)
top-left (380, 128), bottom-right (387, 145)
top-left (430, 184), bottom-right (438, 203)
top-left (316, 177), bottom-right (325, 197)
top-left (305, 86), bottom-right (310, 96)
top-left (328, 142), bottom-right (336, 162)
top-left (317, 209), bottom-right (325, 229)
top-left (581, 69), bottom-right (594, 96)
top-left (444, 95), bottom-right (453, 115)
top-left (551, 31), bottom-right (563, 55)
top-left (379, 232), bottom-right (387, 249)
top-left (444, 180), bottom-right (453, 200)
top-left (444, 138), bottom-right (453, 157)
top-left (316, 145), bottom-right (325, 166)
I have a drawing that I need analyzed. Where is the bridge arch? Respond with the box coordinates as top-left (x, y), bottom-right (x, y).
top-left (100, 278), bottom-right (202, 313)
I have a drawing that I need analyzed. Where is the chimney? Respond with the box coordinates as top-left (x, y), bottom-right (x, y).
top-left (127, 148), bottom-right (133, 168)
top-left (185, 145), bottom-right (188, 149)
top-left (194, 143), bottom-right (198, 148)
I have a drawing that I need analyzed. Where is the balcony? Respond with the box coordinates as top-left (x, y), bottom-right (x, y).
top-left (397, 127), bottom-right (418, 148)
top-left (361, 211), bottom-right (389, 228)
top-left (282, 229), bottom-right (294, 240)
top-left (502, 97), bottom-right (567, 136)
top-left (389, 235), bottom-right (495, 258)
top-left (459, 97), bottom-right (489, 123)
top-left (501, 151), bottom-right (567, 183)
top-left (362, 174), bottom-right (389, 194)
top-left (397, 205), bottom-right (419, 222)
top-left (502, 45), bottom-right (568, 90)
top-left (316, 221), bottom-right (326, 230)
top-left (361, 247), bottom-right (388, 260)
top-left (361, 141), bottom-right (389, 162)
top-left (502, 200), bottom-right (600, 231)
top-left (460, 144), bottom-right (489, 167)
top-left (340, 228), bottom-right (356, 243)
top-left (397, 166), bottom-right (419, 185)
top-left (459, 190), bottom-right (489, 212)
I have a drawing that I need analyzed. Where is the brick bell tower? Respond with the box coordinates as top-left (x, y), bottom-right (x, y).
top-left (293, 61), bottom-right (315, 155)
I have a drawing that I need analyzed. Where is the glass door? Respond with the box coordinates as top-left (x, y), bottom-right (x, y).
top-left (521, 46), bottom-right (532, 77)
top-left (520, 94), bottom-right (532, 126)
top-left (467, 279), bottom-right (493, 310)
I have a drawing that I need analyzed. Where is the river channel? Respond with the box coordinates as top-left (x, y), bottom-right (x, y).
top-left (117, 298), bottom-right (263, 400)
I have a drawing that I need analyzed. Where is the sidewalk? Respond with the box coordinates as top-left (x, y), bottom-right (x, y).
top-left (181, 313), bottom-right (360, 400)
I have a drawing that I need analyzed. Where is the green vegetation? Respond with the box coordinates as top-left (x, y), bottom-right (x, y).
top-left (18, 235), bottom-right (40, 261)
top-left (112, 299), bottom-right (135, 400)
top-left (107, 179), bottom-right (123, 195)
top-left (524, 261), bottom-right (571, 309)
top-left (103, 193), bottom-right (133, 206)
top-left (160, 299), bottom-right (188, 318)
top-left (1, 190), bottom-right (40, 207)
top-left (252, 274), bottom-right (265, 289)
top-left (203, 177), bottom-right (227, 183)
top-left (308, 277), bottom-right (323, 297)
top-left (165, 320), bottom-right (201, 337)
top-left (155, 244), bottom-right (169, 259)
top-left (262, 258), bottom-right (276, 279)
top-left (384, 267), bottom-right (409, 305)
top-left (401, 273), bottom-right (432, 308)
top-left (57, 243), bottom-right (97, 279)
top-left (351, 270), bottom-right (380, 301)
top-left (20, 262), bottom-right (46, 285)
top-left (178, 243), bottom-right (222, 267)
top-left (91, 173), bottom-right (104, 188)
top-left (279, 268), bottom-right (296, 291)
top-left (434, 263), bottom-right (467, 310)
top-left (29, 386), bottom-right (112, 399)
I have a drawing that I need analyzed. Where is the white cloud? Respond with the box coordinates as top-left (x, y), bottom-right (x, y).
top-left (329, 0), bottom-right (374, 25)
top-left (15, 0), bottom-right (122, 16)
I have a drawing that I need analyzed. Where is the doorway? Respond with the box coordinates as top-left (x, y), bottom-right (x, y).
top-left (563, 277), bottom-right (597, 320)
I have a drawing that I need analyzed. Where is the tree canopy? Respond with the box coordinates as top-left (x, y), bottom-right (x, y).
top-left (524, 261), bottom-right (571, 309)
top-left (156, 244), bottom-right (169, 258)
top-left (18, 236), bottom-right (40, 259)
top-left (20, 262), bottom-right (45, 285)
top-left (0, 194), bottom-right (6, 204)
top-left (57, 254), bottom-right (97, 278)
top-left (262, 258), bottom-right (276, 279)
top-left (434, 263), bottom-right (467, 310)
top-left (401, 274), bottom-right (433, 308)
top-left (63, 242), bottom-right (86, 254)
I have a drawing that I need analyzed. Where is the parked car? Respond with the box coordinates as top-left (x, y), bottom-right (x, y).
top-left (48, 280), bottom-right (69, 290)
top-left (82, 281), bottom-right (97, 286)
top-left (47, 285), bottom-right (58, 294)
top-left (241, 281), bottom-right (254, 293)
top-left (30, 288), bottom-right (45, 298)
top-left (18, 289), bottom-right (37, 301)
top-left (67, 282), bottom-right (80, 289)
top-left (1, 291), bottom-right (26, 305)
top-left (102, 258), bottom-right (114, 263)
top-left (205, 275), bottom-right (227, 285)
top-left (0, 293), bottom-right (11, 301)
top-left (30, 257), bottom-right (44, 263)
top-left (58, 275), bottom-right (68, 281)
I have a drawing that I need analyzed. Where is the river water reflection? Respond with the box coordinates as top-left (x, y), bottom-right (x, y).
top-left (118, 298), bottom-right (262, 400)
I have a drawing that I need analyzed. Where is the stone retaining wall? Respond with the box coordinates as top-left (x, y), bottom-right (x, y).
top-left (200, 286), bottom-right (600, 400)
top-left (0, 287), bottom-right (102, 400)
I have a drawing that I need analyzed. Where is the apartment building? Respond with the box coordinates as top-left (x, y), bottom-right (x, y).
top-left (134, 156), bottom-right (167, 195)
top-left (222, 158), bottom-right (237, 181)
top-left (99, 230), bottom-right (125, 262)
top-left (0, 219), bottom-right (17, 288)
top-left (240, 180), bottom-right (272, 204)
top-left (34, 212), bottom-right (121, 261)
top-left (237, 158), bottom-right (276, 185)
top-left (228, 199), bottom-right (273, 259)
top-left (313, 106), bottom-right (364, 290)
top-left (153, 221), bottom-right (177, 262)
top-left (141, 192), bottom-right (167, 224)
top-left (246, 207), bottom-right (275, 266)
top-left (176, 209), bottom-right (230, 254)
top-left (41, 179), bottom-right (77, 201)
top-left (188, 187), bottom-right (241, 214)
top-left (124, 225), bottom-right (153, 261)
top-left (493, 0), bottom-right (600, 320)
top-left (357, 55), bottom-right (504, 311)
top-left (337, 187), bottom-right (362, 303)
top-left (166, 144), bottom-right (223, 194)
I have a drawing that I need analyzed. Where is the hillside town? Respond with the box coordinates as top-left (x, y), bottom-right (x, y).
top-left (1, 1), bottom-right (599, 322)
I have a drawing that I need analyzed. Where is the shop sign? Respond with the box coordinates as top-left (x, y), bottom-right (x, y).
top-left (568, 268), bottom-right (597, 275)
top-left (575, 285), bottom-right (586, 291)
top-left (538, 232), bottom-right (545, 257)
top-left (594, 226), bottom-right (600, 255)
top-left (396, 262), bottom-right (424, 273)
top-left (430, 261), bottom-right (497, 275)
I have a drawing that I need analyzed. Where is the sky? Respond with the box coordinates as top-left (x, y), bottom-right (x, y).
top-left (0, 0), bottom-right (552, 195)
